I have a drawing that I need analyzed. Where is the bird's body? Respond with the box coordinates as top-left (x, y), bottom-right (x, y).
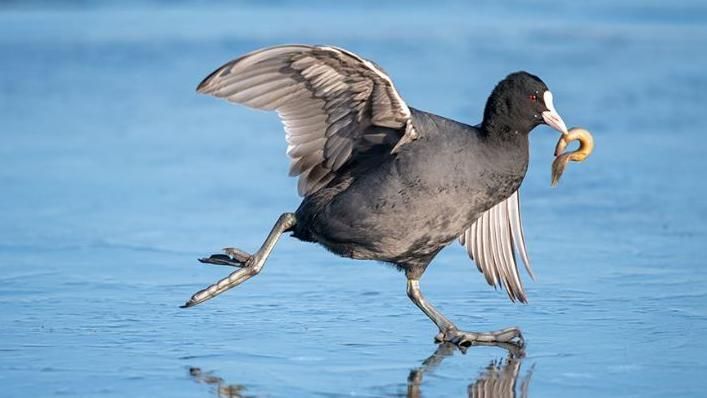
top-left (293, 108), bottom-right (528, 274)
top-left (182, 44), bottom-right (572, 348)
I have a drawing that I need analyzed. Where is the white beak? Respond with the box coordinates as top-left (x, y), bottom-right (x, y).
top-left (541, 91), bottom-right (568, 135)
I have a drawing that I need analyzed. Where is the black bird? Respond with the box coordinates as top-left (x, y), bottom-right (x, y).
top-left (182, 45), bottom-right (569, 347)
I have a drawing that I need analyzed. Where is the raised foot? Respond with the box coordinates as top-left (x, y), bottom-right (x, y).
top-left (198, 247), bottom-right (253, 267)
top-left (435, 327), bottom-right (524, 349)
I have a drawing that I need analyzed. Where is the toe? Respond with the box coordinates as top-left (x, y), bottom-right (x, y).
top-left (223, 247), bottom-right (251, 263)
top-left (494, 329), bottom-right (518, 343)
top-left (199, 254), bottom-right (246, 267)
top-left (492, 327), bottom-right (523, 344)
top-left (446, 328), bottom-right (526, 349)
top-left (448, 332), bottom-right (474, 347)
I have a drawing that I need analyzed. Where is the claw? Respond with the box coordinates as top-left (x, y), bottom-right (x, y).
top-left (434, 331), bottom-right (445, 343)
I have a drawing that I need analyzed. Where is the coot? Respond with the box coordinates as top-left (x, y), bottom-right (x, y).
top-left (182, 45), bottom-right (570, 347)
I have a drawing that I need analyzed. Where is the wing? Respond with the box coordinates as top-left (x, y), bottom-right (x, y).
top-left (196, 44), bottom-right (417, 196)
top-left (459, 190), bottom-right (535, 303)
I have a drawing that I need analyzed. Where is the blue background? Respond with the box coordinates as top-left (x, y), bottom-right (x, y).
top-left (1, 1), bottom-right (706, 396)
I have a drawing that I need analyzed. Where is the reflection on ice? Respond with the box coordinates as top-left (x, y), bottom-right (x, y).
top-left (189, 343), bottom-right (532, 398)
top-left (189, 367), bottom-right (251, 398)
top-left (408, 343), bottom-right (532, 398)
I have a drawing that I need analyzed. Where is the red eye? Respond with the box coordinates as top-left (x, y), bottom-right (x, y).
top-left (529, 94), bottom-right (537, 102)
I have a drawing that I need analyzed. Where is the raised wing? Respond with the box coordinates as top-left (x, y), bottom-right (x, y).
top-left (459, 190), bottom-right (535, 303)
top-left (197, 44), bottom-right (417, 196)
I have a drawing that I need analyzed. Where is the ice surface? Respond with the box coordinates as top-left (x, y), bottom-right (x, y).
top-left (1, 1), bottom-right (706, 397)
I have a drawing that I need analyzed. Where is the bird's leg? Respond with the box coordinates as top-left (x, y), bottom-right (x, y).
top-left (181, 212), bottom-right (296, 308)
top-left (406, 278), bottom-right (524, 348)
top-left (406, 279), bottom-right (456, 333)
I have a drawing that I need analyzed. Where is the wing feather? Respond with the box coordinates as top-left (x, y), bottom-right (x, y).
top-left (459, 190), bottom-right (534, 303)
top-left (288, 150), bottom-right (325, 176)
top-left (508, 191), bottom-right (534, 278)
top-left (197, 44), bottom-right (417, 196)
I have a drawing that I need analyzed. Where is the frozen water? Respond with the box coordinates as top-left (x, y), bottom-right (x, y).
top-left (1, 1), bottom-right (706, 396)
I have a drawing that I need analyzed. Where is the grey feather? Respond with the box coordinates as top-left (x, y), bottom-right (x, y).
top-left (460, 190), bottom-right (532, 303)
top-left (326, 138), bottom-right (354, 170)
top-left (286, 130), bottom-right (324, 145)
top-left (507, 191), bottom-right (534, 278)
top-left (287, 137), bottom-right (327, 158)
top-left (289, 150), bottom-right (325, 176)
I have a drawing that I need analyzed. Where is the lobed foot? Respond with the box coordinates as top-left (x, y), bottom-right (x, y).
top-left (435, 327), bottom-right (524, 349)
top-left (198, 247), bottom-right (253, 267)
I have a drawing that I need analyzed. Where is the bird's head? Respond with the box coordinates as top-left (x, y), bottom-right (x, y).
top-left (482, 71), bottom-right (568, 137)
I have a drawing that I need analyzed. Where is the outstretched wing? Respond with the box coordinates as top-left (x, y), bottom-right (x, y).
top-left (459, 190), bottom-right (535, 303)
top-left (197, 44), bottom-right (417, 196)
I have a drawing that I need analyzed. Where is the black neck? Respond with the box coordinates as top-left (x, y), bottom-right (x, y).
top-left (480, 115), bottom-right (535, 145)
top-left (479, 113), bottom-right (531, 174)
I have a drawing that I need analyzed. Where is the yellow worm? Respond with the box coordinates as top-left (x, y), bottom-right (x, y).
top-left (551, 127), bottom-right (594, 186)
